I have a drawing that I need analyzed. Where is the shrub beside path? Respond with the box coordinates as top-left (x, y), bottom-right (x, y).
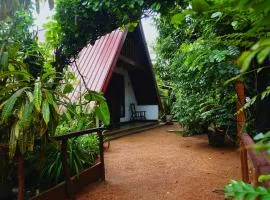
top-left (77, 123), bottom-right (240, 200)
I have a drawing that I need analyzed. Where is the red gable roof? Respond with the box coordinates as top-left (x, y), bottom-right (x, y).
top-left (69, 25), bottom-right (161, 108)
top-left (70, 29), bottom-right (127, 100)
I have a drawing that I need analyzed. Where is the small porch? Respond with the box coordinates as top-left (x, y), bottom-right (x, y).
top-left (104, 121), bottom-right (162, 141)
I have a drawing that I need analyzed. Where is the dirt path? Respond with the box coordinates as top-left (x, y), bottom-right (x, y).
top-left (77, 124), bottom-right (240, 200)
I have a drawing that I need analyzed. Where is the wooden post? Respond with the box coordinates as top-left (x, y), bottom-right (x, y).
top-left (241, 147), bottom-right (249, 182)
top-left (235, 80), bottom-right (249, 182)
top-left (61, 139), bottom-right (74, 200)
top-left (97, 130), bottom-right (105, 180)
top-left (17, 153), bottom-right (24, 200)
top-left (235, 80), bottom-right (246, 136)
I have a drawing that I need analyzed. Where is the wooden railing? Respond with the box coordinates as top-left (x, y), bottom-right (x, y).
top-left (54, 127), bottom-right (106, 200)
top-left (0, 127), bottom-right (106, 200)
top-left (240, 133), bottom-right (270, 187)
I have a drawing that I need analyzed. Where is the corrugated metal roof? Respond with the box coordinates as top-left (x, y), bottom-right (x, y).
top-left (70, 29), bottom-right (127, 101)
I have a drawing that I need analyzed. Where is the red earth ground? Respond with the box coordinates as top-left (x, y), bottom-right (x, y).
top-left (77, 123), bottom-right (240, 200)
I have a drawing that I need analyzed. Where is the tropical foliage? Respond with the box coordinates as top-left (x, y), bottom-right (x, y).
top-left (1, 0), bottom-right (270, 198)
top-left (154, 4), bottom-right (240, 137)
top-left (0, 1), bottom-right (109, 194)
top-left (225, 180), bottom-right (270, 200)
top-left (0, 3), bottom-right (109, 157)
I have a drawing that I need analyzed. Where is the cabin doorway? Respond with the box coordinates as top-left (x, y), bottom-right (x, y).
top-left (105, 73), bottom-right (125, 128)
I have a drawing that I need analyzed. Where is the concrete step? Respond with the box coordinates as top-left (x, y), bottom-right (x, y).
top-left (104, 122), bottom-right (164, 141)
top-left (104, 121), bottom-right (159, 136)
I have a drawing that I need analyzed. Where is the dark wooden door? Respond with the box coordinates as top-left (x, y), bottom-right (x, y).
top-left (105, 73), bottom-right (125, 127)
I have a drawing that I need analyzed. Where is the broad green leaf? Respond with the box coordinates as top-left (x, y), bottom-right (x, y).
top-left (34, 79), bottom-right (42, 112)
top-left (44, 90), bottom-right (59, 113)
top-left (255, 186), bottom-right (268, 193)
top-left (18, 103), bottom-right (25, 119)
top-left (171, 13), bottom-right (185, 26)
top-left (26, 91), bottom-right (34, 103)
top-left (67, 72), bottom-right (76, 80)
top-left (151, 2), bottom-right (161, 11)
top-left (77, 118), bottom-right (85, 130)
top-left (20, 100), bottom-right (33, 129)
top-left (192, 0), bottom-right (210, 13)
top-left (86, 91), bottom-right (110, 125)
top-left (84, 91), bottom-right (106, 102)
top-left (95, 101), bottom-right (110, 125)
top-left (63, 83), bottom-right (74, 94)
top-left (237, 51), bottom-right (258, 72)
top-left (9, 121), bottom-right (19, 158)
top-left (0, 51), bottom-right (8, 70)
top-left (14, 120), bottom-right (20, 139)
top-left (42, 99), bottom-right (50, 125)
top-left (44, 90), bottom-right (54, 104)
top-left (252, 39), bottom-right (270, 50)
top-left (257, 47), bottom-right (270, 64)
top-left (1, 87), bottom-right (27, 121)
top-left (254, 133), bottom-right (265, 140)
top-left (258, 175), bottom-right (270, 183)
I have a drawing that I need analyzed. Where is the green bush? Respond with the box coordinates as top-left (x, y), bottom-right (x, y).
top-left (38, 135), bottom-right (99, 187)
top-left (155, 9), bottom-right (240, 139)
top-left (38, 103), bottom-right (99, 187)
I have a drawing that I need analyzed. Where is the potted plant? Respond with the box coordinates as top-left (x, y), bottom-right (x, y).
top-left (200, 98), bottom-right (236, 146)
top-left (163, 88), bottom-right (175, 125)
top-left (207, 122), bottom-right (225, 146)
top-left (163, 98), bottom-right (172, 124)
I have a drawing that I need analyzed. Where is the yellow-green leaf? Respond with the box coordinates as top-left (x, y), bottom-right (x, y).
top-left (44, 90), bottom-right (59, 113)
top-left (42, 99), bottom-right (50, 125)
top-left (9, 121), bottom-right (19, 158)
top-left (171, 13), bottom-right (185, 26)
top-left (1, 87), bottom-right (27, 121)
top-left (26, 91), bottom-right (34, 103)
top-left (34, 79), bottom-right (42, 112)
top-left (1, 51), bottom-right (8, 70)
top-left (257, 46), bottom-right (270, 64)
top-left (20, 100), bottom-right (33, 129)
top-left (95, 101), bottom-right (110, 125)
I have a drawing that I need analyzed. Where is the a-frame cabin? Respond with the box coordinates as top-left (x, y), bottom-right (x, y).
top-left (70, 24), bottom-right (161, 126)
